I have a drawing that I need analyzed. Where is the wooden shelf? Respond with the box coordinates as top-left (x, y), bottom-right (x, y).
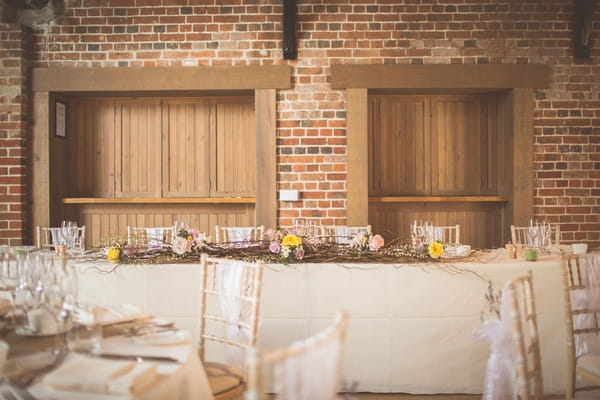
top-left (62, 197), bottom-right (256, 204)
top-left (369, 196), bottom-right (509, 203)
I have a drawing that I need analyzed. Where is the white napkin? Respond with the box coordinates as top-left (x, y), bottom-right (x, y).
top-left (0, 298), bottom-right (11, 316)
top-left (44, 355), bottom-right (158, 395)
top-left (93, 304), bottom-right (149, 326)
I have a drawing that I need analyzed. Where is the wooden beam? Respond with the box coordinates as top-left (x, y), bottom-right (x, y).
top-left (255, 89), bottom-right (277, 229)
top-left (346, 88), bottom-right (369, 226)
top-left (331, 64), bottom-right (552, 89)
top-left (283, 0), bottom-right (297, 60)
top-left (32, 65), bottom-right (292, 92)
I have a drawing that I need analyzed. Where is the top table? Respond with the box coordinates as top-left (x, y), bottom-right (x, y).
top-left (71, 249), bottom-right (566, 394)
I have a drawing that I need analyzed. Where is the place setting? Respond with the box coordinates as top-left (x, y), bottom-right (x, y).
top-left (0, 249), bottom-right (206, 400)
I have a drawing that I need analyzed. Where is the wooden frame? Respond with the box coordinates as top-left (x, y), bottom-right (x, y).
top-left (335, 64), bottom-right (552, 245)
top-left (30, 66), bottom-right (290, 242)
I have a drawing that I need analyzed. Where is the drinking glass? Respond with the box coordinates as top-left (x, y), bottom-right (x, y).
top-left (0, 251), bottom-right (19, 326)
top-left (67, 304), bottom-right (102, 355)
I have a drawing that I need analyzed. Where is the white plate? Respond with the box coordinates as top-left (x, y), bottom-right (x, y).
top-left (133, 330), bottom-right (190, 346)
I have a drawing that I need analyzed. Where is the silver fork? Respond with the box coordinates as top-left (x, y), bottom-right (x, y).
top-left (1, 389), bottom-right (17, 400)
top-left (12, 387), bottom-right (36, 400)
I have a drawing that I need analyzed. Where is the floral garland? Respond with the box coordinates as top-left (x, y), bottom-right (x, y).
top-left (100, 226), bottom-right (466, 265)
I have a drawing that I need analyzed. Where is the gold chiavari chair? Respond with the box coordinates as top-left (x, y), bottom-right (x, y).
top-left (126, 226), bottom-right (175, 247)
top-left (245, 310), bottom-right (349, 400)
top-left (504, 271), bottom-right (544, 400)
top-left (215, 225), bottom-right (264, 244)
top-left (199, 254), bottom-right (264, 400)
top-left (561, 253), bottom-right (600, 399)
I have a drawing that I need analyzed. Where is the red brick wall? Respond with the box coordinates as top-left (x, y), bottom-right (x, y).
top-left (0, 24), bottom-right (29, 246)
top-left (1, 0), bottom-right (599, 247)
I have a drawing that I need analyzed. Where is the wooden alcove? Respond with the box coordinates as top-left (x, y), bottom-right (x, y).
top-left (332, 64), bottom-right (552, 248)
top-left (30, 65), bottom-right (291, 245)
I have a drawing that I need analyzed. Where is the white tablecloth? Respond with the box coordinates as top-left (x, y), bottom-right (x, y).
top-left (71, 250), bottom-right (565, 394)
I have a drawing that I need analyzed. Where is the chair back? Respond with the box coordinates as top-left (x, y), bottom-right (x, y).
top-left (198, 254), bottom-right (264, 369)
top-left (561, 253), bottom-right (600, 397)
top-left (215, 225), bottom-right (264, 244)
top-left (411, 222), bottom-right (460, 245)
top-left (504, 271), bottom-right (544, 400)
top-left (321, 225), bottom-right (372, 244)
top-left (36, 225), bottom-right (86, 252)
top-left (246, 310), bottom-right (349, 400)
top-left (510, 224), bottom-right (560, 247)
top-left (127, 226), bottom-right (175, 248)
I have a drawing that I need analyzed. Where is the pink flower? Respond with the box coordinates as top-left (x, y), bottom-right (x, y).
top-left (369, 234), bottom-right (385, 251)
top-left (295, 247), bottom-right (305, 260)
top-left (187, 229), bottom-right (201, 239)
top-left (269, 241), bottom-right (281, 254)
top-left (172, 237), bottom-right (192, 255)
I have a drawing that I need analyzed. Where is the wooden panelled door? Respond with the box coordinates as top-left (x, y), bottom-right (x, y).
top-left (58, 96), bottom-right (256, 247)
top-left (368, 93), bottom-right (507, 249)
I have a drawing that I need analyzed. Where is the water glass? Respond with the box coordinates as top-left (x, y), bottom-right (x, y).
top-left (67, 306), bottom-right (102, 355)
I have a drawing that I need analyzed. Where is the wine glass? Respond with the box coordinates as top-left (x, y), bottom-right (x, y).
top-left (0, 251), bottom-right (20, 326)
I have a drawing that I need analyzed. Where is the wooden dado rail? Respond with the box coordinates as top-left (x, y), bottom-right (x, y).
top-left (62, 197), bottom-right (256, 204)
top-left (369, 196), bottom-right (509, 203)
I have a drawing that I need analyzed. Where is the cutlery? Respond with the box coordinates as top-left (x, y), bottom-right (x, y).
top-left (97, 353), bottom-right (180, 363)
top-left (11, 387), bottom-right (36, 400)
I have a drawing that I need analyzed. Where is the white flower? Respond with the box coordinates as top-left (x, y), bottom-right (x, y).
top-left (172, 237), bottom-right (192, 255)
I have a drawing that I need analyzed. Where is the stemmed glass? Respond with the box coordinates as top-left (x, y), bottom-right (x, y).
top-left (60, 221), bottom-right (79, 252)
top-left (0, 250), bottom-right (20, 326)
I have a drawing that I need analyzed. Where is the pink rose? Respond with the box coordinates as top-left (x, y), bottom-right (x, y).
top-left (369, 234), bottom-right (385, 251)
top-left (269, 241), bottom-right (281, 254)
top-left (295, 247), bottom-right (305, 260)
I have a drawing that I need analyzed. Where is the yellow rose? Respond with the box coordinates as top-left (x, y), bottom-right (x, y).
top-left (107, 247), bottom-right (121, 263)
top-left (282, 234), bottom-right (302, 248)
top-left (428, 242), bottom-right (444, 259)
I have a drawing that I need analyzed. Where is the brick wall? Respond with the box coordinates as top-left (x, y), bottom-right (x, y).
top-left (0, 0), bottom-right (598, 247)
top-left (0, 24), bottom-right (29, 246)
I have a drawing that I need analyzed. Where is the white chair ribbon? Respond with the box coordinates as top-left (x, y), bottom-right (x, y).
top-left (282, 334), bottom-right (341, 400)
top-left (225, 227), bottom-right (254, 246)
top-left (473, 284), bottom-right (518, 400)
top-left (145, 228), bottom-right (165, 249)
top-left (571, 253), bottom-right (600, 356)
top-left (217, 259), bottom-right (249, 370)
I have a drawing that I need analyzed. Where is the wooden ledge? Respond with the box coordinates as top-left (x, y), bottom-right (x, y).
top-left (62, 197), bottom-right (256, 204)
top-left (33, 65), bottom-right (292, 92)
top-left (369, 196), bottom-right (509, 203)
top-left (331, 64), bottom-right (552, 89)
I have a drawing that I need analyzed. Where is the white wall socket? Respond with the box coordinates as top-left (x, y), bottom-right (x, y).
top-left (279, 190), bottom-right (299, 201)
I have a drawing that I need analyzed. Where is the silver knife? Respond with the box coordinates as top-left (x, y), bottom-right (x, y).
top-left (97, 353), bottom-right (180, 363)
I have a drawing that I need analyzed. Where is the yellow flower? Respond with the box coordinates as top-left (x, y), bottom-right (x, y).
top-left (428, 242), bottom-right (444, 259)
top-left (107, 247), bottom-right (121, 263)
top-left (282, 234), bottom-right (302, 248)
top-left (187, 235), bottom-right (193, 240)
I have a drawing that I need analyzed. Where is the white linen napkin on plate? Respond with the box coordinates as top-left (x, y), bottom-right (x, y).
top-left (92, 304), bottom-right (150, 326)
top-left (44, 355), bottom-right (158, 395)
top-left (0, 298), bottom-right (11, 316)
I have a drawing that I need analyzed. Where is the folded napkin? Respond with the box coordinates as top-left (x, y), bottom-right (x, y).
top-left (44, 355), bottom-right (158, 395)
top-left (93, 304), bottom-right (150, 326)
top-left (0, 298), bottom-right (11, 316)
